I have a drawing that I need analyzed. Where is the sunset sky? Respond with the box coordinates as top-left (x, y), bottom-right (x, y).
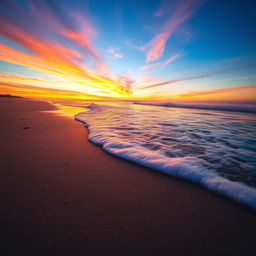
top-left (0, 0), bottom-right (256, 101)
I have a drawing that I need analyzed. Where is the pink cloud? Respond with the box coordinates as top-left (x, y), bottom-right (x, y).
top-left (140, 53), bottom-right (180, 71)
top-left (107, 48), bottom-right (123, 59)
top-left (30, 5), bottom-right (100, 61)
top-left (142, 0), bottom-right (201, 62)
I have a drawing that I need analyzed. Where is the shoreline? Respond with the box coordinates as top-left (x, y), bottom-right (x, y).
top-left (75, 105), bottom-right (256, 211)
top-left (1, 97), bottom-right (256, 255)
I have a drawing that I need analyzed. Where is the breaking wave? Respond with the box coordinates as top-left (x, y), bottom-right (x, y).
top-left (75, 103), bottom-right (256, 210)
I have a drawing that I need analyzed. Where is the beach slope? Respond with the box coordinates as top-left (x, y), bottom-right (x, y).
top-left (0, 98), bottom-right (255, 256)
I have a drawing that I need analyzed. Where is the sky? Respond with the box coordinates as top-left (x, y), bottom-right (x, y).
top-left (0, 0), bottom-right (256, 101)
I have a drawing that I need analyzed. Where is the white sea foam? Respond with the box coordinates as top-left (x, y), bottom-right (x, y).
top-left (75, 103), bottom-right (256, 210)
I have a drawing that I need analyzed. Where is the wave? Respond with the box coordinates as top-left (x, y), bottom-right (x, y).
top-left (134, 101), bottom-right (256, 114)
top-left (75, 104), bottom-right (256, 210)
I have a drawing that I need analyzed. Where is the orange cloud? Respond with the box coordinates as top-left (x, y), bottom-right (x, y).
top-left (0, 1), bottom-right (136, 98)
top-left (0, 1), bottom-right (134, 99)
top-left (0, 83), bottom-right (98, 100)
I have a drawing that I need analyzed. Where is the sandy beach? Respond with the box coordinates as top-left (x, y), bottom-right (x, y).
top-left (1, 97), bottom-right (255, 256)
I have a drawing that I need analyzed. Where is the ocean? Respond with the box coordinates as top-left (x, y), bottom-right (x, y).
top-left (74, 102), bottom-right (256, 210)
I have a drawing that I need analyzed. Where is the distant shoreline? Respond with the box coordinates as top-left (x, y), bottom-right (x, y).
top-left (134, 101), bottom-right (256, 114)
top-left (0, 94), bottom-right (23, 98)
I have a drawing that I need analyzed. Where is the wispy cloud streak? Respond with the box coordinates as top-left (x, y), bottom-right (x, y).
top-left (107, 48), bottom-right (123, 59)
top-left (137, 65), bottom-right (252, 90)
top-left (140, 53), bottom-right (179, 71)
top-left (141, 0), bottom-right (201, 62)
top-left (180, 86), bottom-right (256, 97)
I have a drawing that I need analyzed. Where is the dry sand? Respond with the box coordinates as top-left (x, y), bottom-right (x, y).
top-left (0, 97), bottom-right (255, 256)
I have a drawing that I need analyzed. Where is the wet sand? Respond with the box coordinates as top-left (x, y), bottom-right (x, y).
top-left (1, 97), bottom-right (255, 256)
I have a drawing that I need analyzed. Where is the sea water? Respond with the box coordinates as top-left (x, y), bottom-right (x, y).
top-left (75, 103), bottom-right (256, 210)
